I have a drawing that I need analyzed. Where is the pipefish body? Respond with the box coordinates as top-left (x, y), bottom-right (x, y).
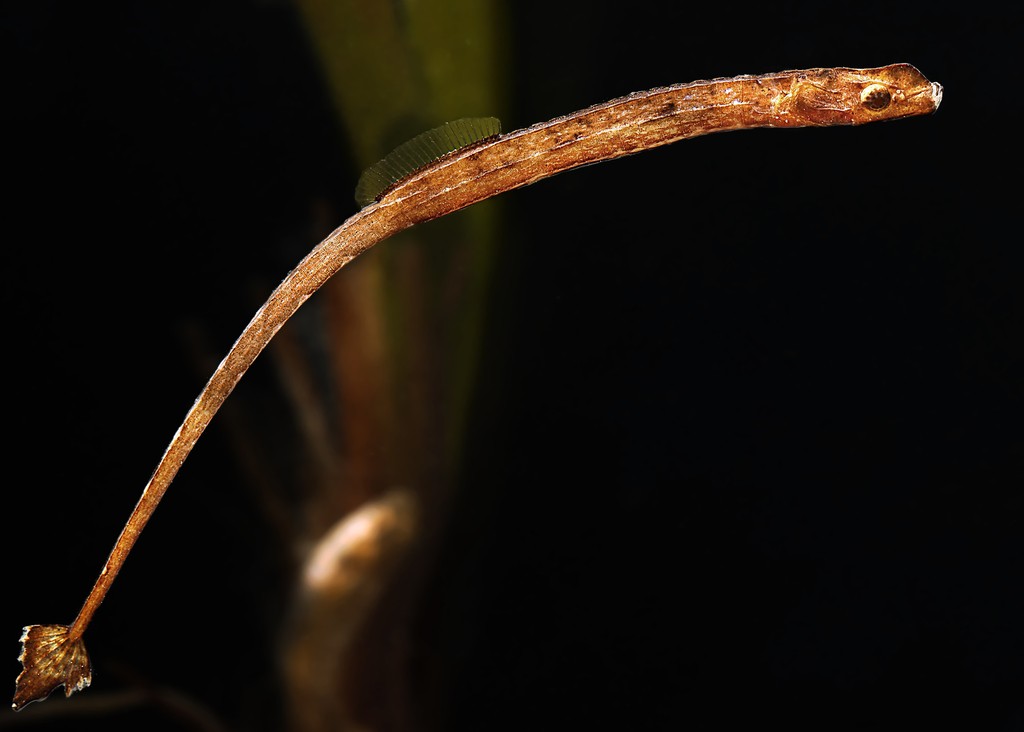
top-left (13, 63), bottom-right (941, 710)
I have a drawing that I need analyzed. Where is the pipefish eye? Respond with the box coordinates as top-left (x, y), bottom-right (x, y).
top-left (860, 84), bottom-right (892, 111)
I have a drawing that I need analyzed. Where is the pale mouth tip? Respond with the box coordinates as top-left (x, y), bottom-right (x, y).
top-left (931, 81), bottom-right (943, 110)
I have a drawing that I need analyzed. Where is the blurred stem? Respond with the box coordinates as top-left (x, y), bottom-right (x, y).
top-left (285, 2), bottom-right (507, 731)
top-left (294, 0), bottom-right (507, 495)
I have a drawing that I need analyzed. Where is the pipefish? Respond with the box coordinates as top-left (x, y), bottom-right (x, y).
top-left (13, 63), bottom-right (941, 710)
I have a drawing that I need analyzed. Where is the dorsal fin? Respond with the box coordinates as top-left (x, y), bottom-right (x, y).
top-left (354, 117), bottom-right (501, 208)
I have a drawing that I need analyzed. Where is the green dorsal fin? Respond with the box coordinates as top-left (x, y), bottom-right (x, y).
top-left (355, 117), bottom-right (502, 208)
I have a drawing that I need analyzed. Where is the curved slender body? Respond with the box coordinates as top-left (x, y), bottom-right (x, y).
top-left (14, 63), bottom-right (941, 710)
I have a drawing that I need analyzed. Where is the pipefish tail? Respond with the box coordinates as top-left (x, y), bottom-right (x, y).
top-left (13, 63), bottom-right (941, 710)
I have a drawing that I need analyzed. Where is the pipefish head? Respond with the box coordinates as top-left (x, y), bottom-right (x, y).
top-left (784, 63), bottom-right (942, 126)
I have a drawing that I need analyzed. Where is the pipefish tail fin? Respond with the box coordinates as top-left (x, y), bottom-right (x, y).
top-left (12, 625), bottom-right (91, 710)
top-left (355, 117), bottom-right (501, 207)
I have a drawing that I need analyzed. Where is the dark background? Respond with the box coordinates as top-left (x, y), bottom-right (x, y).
top-left (2, 1), bottom-right (1021, 730)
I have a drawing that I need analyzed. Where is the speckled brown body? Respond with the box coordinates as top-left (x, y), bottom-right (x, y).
top-left (14, 63), bottom-right (940, 710)
top-left (372, 63), bottom-right (940, 227)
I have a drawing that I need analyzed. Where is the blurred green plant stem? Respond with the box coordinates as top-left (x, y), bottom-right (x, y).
top-left (280, 3), bottom-right (507, 730)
